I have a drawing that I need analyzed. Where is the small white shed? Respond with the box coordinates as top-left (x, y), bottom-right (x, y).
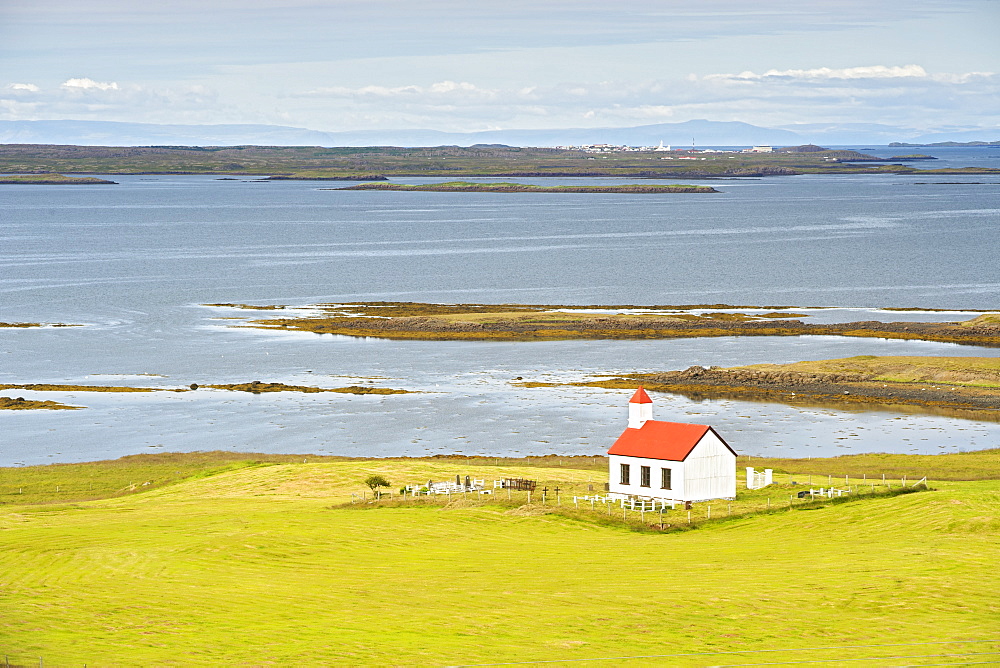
top-left (607, 387), bottom-right (736, 503)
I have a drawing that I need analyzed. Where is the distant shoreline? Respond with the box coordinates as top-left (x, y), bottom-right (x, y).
top-left (889, 141), bottom-right (1000, 147)
top-left (4, 144), bottom-right (998, 180)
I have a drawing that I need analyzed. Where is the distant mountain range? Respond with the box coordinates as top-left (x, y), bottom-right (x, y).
top-left (0, 119), bottom-right (997, 148)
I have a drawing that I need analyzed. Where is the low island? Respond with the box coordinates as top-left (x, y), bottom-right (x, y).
top-left (225, 301), bottom-right (1000, 348)
top-left (0, 174), bottom-right (117, 185)
top-left (332, 181), bottom-right (719, 194)
top-left (0, 380), bottom-right (414, 408)
top-left (0, 321), bottom-right (82, 328)
top-left (202, 381), bottom-right (412, 395)
top-left (267, 173), bottom-right (388, 181)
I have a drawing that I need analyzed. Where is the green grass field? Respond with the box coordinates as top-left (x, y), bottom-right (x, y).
top-left (1, 454), bottom-right (998, 665)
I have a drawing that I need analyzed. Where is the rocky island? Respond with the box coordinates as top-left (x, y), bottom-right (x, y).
top-left (525, 356), bottom-right (1000, 420)
top-left (0, 396), bottom-right (77, 410)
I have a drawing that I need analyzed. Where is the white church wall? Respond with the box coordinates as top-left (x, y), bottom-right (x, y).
top-left (608, 454), bottom-right (684, 502)
top-left (683, 432), bottom-right (737, 501)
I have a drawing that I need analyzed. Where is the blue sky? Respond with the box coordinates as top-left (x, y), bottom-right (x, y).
top-left (2, 0), bottom-right (998, 133)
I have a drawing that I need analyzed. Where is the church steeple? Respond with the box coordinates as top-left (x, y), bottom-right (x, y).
top-left (628, 386), bottom-right (653, 429)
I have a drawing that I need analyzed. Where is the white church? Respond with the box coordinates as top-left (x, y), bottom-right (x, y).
top-left (607, 387), bottom-right (736, 503)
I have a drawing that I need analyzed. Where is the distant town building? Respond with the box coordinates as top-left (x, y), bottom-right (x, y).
top-left (607, 387), bottom-right (736, 503)
top-left (549, 143), bottom-right (782, 155)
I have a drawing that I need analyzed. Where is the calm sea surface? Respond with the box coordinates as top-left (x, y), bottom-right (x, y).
top-left (2, 148), bottom-right (998, 465)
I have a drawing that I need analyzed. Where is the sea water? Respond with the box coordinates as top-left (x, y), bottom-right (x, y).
top-left (1, 155), bottom-right (998, 465)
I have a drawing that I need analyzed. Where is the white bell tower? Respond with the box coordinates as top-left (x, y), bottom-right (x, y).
top-left (627, 386), bottom-right (653, 429)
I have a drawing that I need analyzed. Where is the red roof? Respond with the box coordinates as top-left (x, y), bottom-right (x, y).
top-left (607, 421), bottom-right (714, 461)
top-left (629, 386), bottom-right (652, 404)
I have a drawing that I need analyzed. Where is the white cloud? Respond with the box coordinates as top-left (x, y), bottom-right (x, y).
top-left (332, 85), bottom-right (420, 97)
top-left (305, 81), bottom-right (496, 100)
top-left (704, 65), bottom-right (929, 82)
top-left (702, 64), bottom-right (995, 84)
top-left (428, 81), bottom-right (481, 94)
top-left (4, 58), bottom-right (996, 135)
top-left (0, 99), bottom-right (41, 117)
top-left (274, 66), bottom-right (1000, 132)
top-left (61, 78), bottom-right (120, 91)
top-left (0, 80), bottom-right (232, 124)
top-left (933, 71), bottom-right (995, 83)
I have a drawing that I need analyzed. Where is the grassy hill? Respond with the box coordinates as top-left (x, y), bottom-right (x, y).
top-left (1, 453), bottom-right (997, 665)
